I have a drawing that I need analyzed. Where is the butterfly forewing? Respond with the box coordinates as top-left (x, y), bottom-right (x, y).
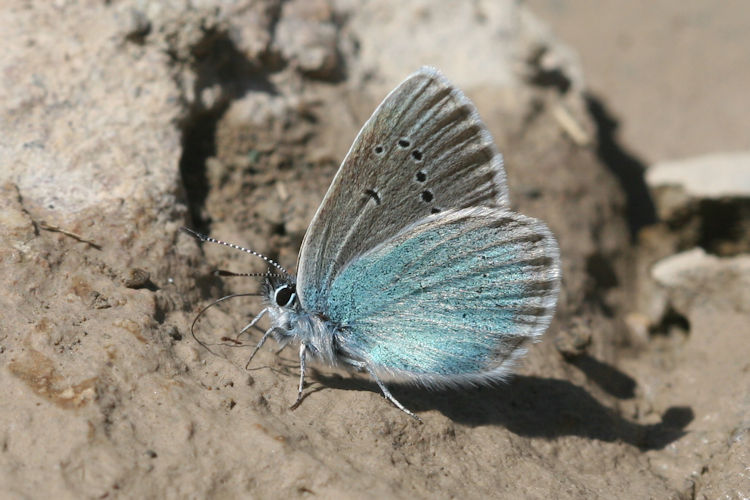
top-left (297, 67), bottom-right (509, 312)
top-left (326, 207), bottom-right (560, 384)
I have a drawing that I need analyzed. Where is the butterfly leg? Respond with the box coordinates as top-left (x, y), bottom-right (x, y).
top-left (236, 307), bottom-right (268, 341)
top-left (363, 365), bottom-right (421, 422)
top-left (244, 326), bottom-right (275, 369)
top-left (290, 343), bottom-right (307, 410)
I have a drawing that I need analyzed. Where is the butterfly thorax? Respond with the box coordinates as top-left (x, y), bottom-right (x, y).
top-left (263, 275), bottom-right (343, 366)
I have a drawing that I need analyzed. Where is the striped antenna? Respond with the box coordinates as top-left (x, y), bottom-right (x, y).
top-left (181, 227), bottom-right (289, 276)
top-left (215, 270), bottom-right (284, 279)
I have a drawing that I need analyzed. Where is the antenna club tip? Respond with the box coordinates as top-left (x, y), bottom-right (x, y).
top-left (181, 226), bottom-right (207, 241)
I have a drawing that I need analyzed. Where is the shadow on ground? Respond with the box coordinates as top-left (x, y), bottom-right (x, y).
top-left (311, 368), bottom-right (692, 451)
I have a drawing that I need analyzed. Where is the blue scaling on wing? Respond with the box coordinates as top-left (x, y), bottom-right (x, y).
top-left (325, 207), bottom-right (560, 383)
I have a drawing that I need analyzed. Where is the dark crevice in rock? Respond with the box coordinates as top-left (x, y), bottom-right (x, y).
top-left (525, 45), bottom-right (572, 93)
top-left (655, 197), bottom-right (750, 257)
top-left (179, 106), bottom-right (221, 233)
top-left (585, 93), bottom-right (657, 238)
top-left (586, 252), bottom-right (619, 290)
top-left (265, 0), bottom-right (286, 46)
top-left (695, 198), bottom-right (750, 256)
top-left (583, 252), bottom-right (619, 317)
top-left (123, 9), bottom-right (152, 45)
top-left (259, 0), bottom-right (290, 73)
top-left (651, 306), bottom-right (691, 338)
top-left (175, 29), bottom-right (277, 234)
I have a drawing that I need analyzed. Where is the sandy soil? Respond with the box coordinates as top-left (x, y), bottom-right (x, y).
top-left (1, 1), bottom-right (748, 498)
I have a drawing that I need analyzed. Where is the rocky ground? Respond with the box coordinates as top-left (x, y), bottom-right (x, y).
top-left (1, 1), bottom-right (747, 498)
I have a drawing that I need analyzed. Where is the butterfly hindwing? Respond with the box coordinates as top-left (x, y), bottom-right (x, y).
top-left (325, 207), bottom-right (560, 385)
top-left (297, 67), bottom-right (509, 312)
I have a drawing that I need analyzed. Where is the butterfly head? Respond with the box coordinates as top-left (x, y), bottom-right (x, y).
top-left (263, 273), bottom-right (299, 313)
top-left (261, 273), bottom-right (305, 345)
top-left (179, 227), bottom-right (300, 311)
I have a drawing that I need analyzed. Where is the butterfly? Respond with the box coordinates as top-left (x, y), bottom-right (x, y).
top-left (184, 67), bottom-right (560, 420)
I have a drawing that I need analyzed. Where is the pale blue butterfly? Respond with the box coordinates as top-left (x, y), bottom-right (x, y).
top-left (184, 67), bottom-right (560, 420)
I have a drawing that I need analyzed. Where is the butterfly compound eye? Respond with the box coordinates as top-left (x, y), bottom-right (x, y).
top-left (274, 285), bottom-right (296, 307)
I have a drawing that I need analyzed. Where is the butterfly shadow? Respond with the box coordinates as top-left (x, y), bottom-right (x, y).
top-left (313, 368), bottom-right (693, 451)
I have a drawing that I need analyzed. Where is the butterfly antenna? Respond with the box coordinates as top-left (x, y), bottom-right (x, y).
top-left (215, 270), bottom-right (284, 279)
top-left (181, 227), bottom-right (289, 276)
top-left (190, 292), bottom-right (265, 354)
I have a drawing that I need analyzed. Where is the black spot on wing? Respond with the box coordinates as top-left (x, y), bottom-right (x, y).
top-left (364, 189), bottom-right (381, 205)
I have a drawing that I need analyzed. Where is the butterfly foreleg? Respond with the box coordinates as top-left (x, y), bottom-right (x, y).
top-left (236, 307), bottom-right (268, 340)
top-left (245, 325), bottom-right (275, 369)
